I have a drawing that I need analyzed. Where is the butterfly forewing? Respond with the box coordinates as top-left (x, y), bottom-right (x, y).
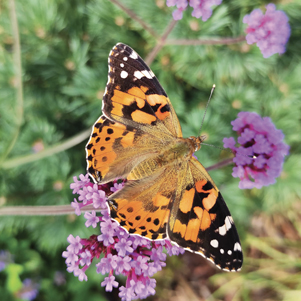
top-left (86, 43), bottom-right (243, 272)
top-left (103, 43), bottom-right (182, 137)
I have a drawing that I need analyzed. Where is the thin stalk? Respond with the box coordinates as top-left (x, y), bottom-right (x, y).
top-left (166, 35), bottom-right (246, 45)
top-left (110, 0), bottom-right (158, 39)
top-left (1, 0), bottom-right (24, 163)
top-left (1, 129), bottom-right (91, 169)
top-left (144, 19), bottom-right (178, 66)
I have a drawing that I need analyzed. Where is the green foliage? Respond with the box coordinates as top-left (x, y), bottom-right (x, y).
top-left (1, 0), bottom-right (301, 300)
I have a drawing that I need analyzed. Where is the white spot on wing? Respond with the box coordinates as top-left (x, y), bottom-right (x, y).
top-left (228, 250), bottom-right (232, 255)
top-left (220, 249), bottom-right (224, 254)
top-left (134, 71), bottom-right (144, 79)
top-left (219, 225), bottom-right (227, 236)
top-left (130, 50), bottom-right (138, 59)
top-left (225, 216), bottom-right (232, 230)
top-left (210, 239), bottom-right (219, 248)
top-left (141, 70), bottom-right (153, 79)
top-left (120, 71), bottom-right (128, 78)
top-left (234, 242), bottom-right (242, 251)
top-left (123, 57), bottom-right (128, 61)
top-left (133, 70), bottom-right (154, 80)
top-left (218, 216), bottom-right (232, 236)
top-left (120, 63), bottom-right (124, 67)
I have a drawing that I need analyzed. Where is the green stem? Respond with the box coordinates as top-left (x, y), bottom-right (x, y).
top-left (0, 204), bottom-right (105, 216)
top-left (110, 0), bottom-right (158, 39)
top-left (206, 157), bottom-right (234, 171)
top-left (166, 35), bottom-right (246, 45)
top-left (1, 129), bottom-right (91, 169)
top-left (1, 0), bottom-right (24, 163)
top-left (144, 19), bottom-right (178, 66)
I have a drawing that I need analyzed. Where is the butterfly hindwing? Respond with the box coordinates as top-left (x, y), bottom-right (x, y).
top-left (108, 167), bottom-right (178, 240)
top-left (168, 157), bottom-right (243, 271)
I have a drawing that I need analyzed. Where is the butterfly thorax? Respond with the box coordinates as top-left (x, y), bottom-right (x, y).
top-left (127, 135), bottom-right (206, 181)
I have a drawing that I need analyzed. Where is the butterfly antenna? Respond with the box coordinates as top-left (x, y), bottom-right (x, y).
top-left (198, 84), bottom-right (216, 136)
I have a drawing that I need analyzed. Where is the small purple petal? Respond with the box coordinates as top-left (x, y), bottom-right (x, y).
top-left (84, 211), bottom-right (100, 228)
top-left (101, 275), bottom-right (119, 292)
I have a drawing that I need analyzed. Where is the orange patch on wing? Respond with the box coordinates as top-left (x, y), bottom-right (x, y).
top-left (152, 193), bottom-right (170, 207)
top-left (112, 89), bottom-right (145, 109)
top-left (140, 86), bottom-right (149, 93)
top-left (193, 206), bottom-right (203, 220)
top-left (156, 104), bottom-right (170, 120)
top-left (111, 102), bottom-right (124, 117)
top-left (195, 179), bottom-right (208, 192)
top-left (146, 94), bottom-right (168, 106)
top-left (179, 188), bottom-right (195, 213)
top-left (210, 213), bottom-right (216, 221)
top-left (202, 192), bottom-right (217, 211)
top-left (173, 219), bottom-right (186, 237)
top-left (184, 218), bottom-right (201, 242)
top-left (120, 132), bottom-right (135, 148)
top-left (131, 110), bottom-right (156, 124)
top-left (127, 87), bottom-right (146, 99)
top-left (200, 210), bottom-right (212, 231)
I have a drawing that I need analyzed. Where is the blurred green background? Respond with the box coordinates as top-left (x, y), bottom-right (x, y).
top-left (1, 0), bottom-right (301, 300)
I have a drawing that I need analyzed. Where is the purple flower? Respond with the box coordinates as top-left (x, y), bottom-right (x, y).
top-left (243, 3), bottom-right (290, 58)
top-left (166, 0), bottom-right (222, 21)
top-left (0, 250), bottom-right (12, 271)
top-left (101, 275), bottom-right (119, 292)
top-left (17, 279), bottom-right (39, 301)
top-left (53, 271), bottom-right (66, 286)
top-left (115, 238), bottom-right (134, 257)
top-left (70, 174), bottom-right (90, 194)
top-left (64, 175), bottom-right (185, 300)
top-left (223, 112), bottom-right (289, 189)
top-left (66, 234), bottom-right (82, 253)
top-left (84, 211), bottom-right (99, 228)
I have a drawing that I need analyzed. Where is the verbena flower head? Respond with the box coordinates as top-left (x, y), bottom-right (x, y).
top-left (223, 112), bottom-right (289, 189)
top-left (243, 3), bottom-right (290, 58)
top-left (17, 279), bottom-right (39, 301)
top-left (166, 0), bottom-right (222, 21)
top-left (0, 250), bottom-right (12, 271)
top-left (64, 176), bottom-right (184, 300)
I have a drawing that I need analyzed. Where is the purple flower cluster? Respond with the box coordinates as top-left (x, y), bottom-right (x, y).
top-left (64, 175), bottom-right (184, 301)
top-left (0, 250), bottom-right (12, 271)
top-left (166, 0), bottom-right (222, 21)
top-left (17, 279), bottom-right (39, 301)
top-left (223, 112), bottom-right (289, 189)
top-left (243, 3), bottom-right (290, 58)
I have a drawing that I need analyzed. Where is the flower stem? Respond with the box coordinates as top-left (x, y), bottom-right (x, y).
top-left (206, 157), bottom-right (234, 171)
top-left (1, 129), bottom-right (91, 169)
top-left (110, 0), bottom-right (158, 39)
top-left (145, 19), bottom-right (178, 66)
top-left (0, 0), bottom-right (24, 164)
top-left (166, 36), bottom-right (246, 45)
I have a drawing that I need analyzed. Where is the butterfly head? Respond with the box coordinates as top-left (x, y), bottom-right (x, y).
top-left (188, 135), bottom-right (207, 152)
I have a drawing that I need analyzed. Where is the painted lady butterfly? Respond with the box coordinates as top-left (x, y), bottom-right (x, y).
top-left (86, 43), bottom-right (243, 271)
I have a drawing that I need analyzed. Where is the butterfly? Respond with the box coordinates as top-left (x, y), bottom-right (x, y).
top-left (86, 43), bottom-right (243, 272)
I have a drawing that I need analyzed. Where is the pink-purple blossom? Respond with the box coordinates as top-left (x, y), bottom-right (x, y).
top-left (17, 279), bottom-right (39, 301)
top-left (63, 176), bottom-right (185, 300)
top-left (223, 112), bottom-right (289, 189)
top-left (166, 0), bottom-right (222, 21)
top-left (243, 3), bottom-right (290, 58)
